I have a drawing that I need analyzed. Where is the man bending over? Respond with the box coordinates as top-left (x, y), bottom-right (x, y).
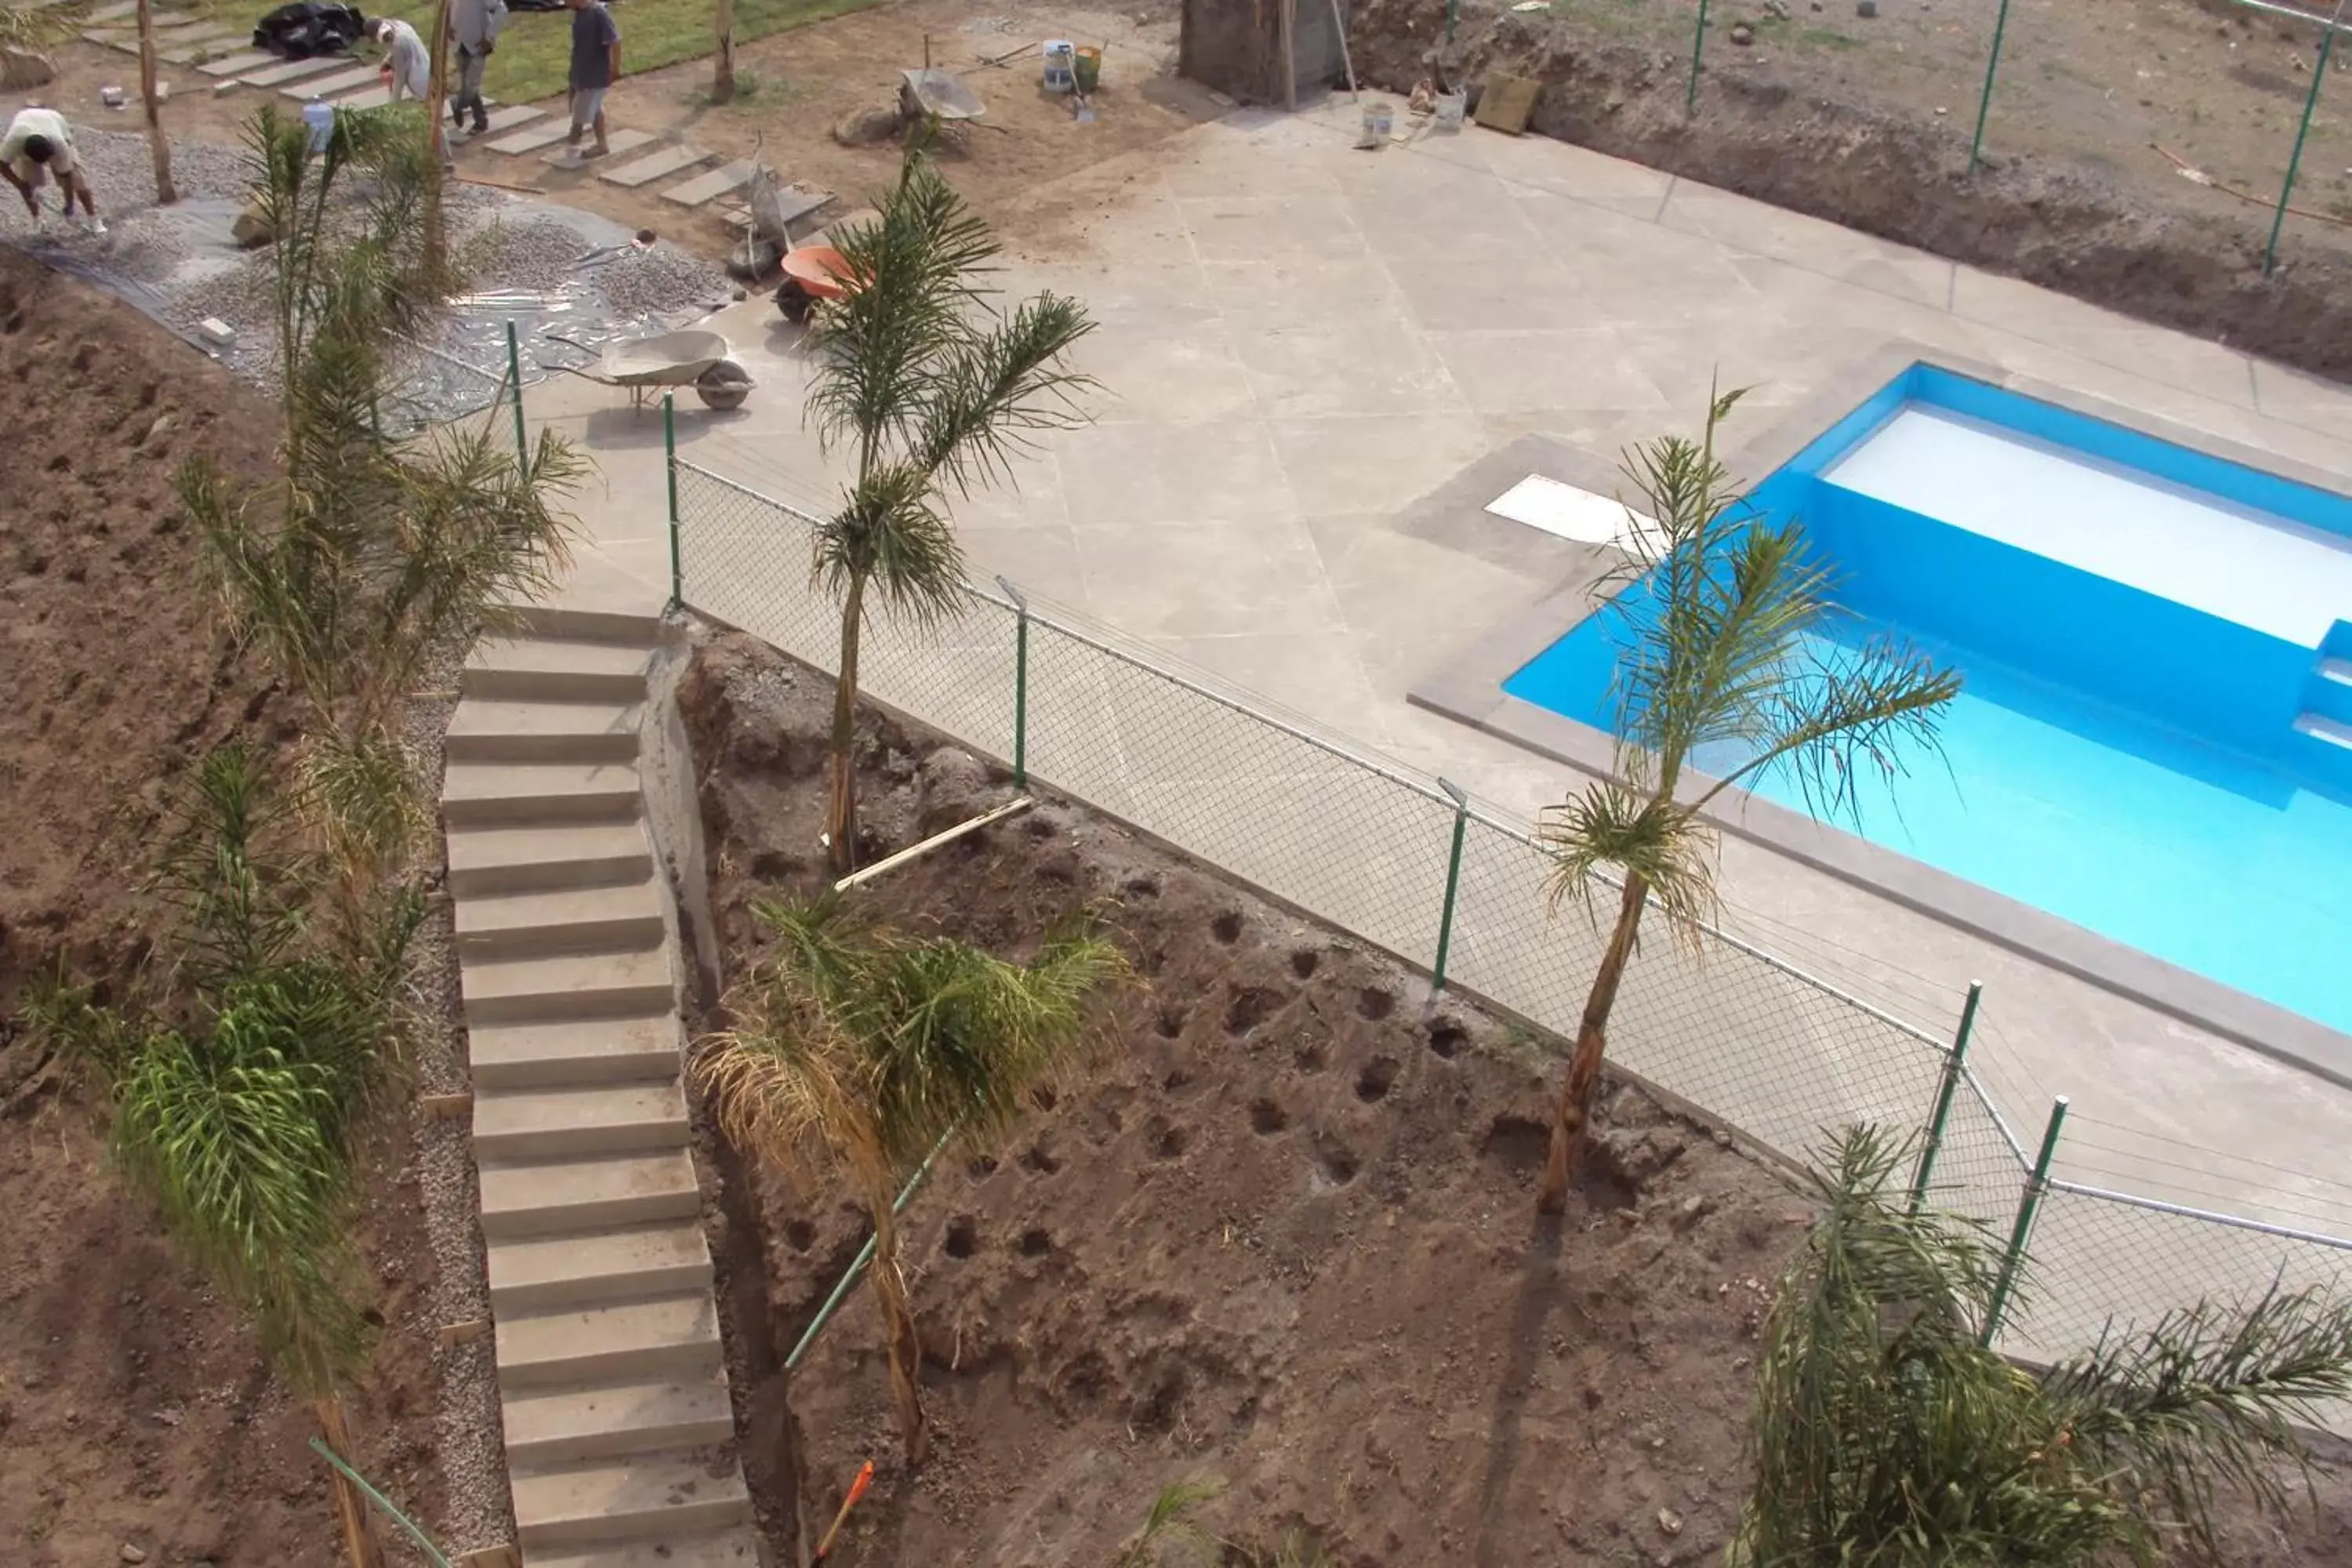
top-left (1, 107), bottom-right (103, 234)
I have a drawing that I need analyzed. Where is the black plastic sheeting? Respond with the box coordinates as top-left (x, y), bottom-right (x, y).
top-left (252, 2), bottom-right (370, 60)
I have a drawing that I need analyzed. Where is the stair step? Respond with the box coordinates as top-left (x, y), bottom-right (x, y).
top-left (442, 760), bottom-right (643, 827)
top-left (502, 1371), bottom-right (735, 1464)
top-left (474, 1080), bottom-right (688, 1160)
top-left (456, 878), bottom-right (665, 960)
top-left (2294, 712), bottom-right (2352, 750)
top-left (514, 597), bottom-right (666, 644)
top-left (511, 1452), bottom-right (751, 1549)
top-left (489, 1219), bottom-right (712, 1312)
top-left (447, 822), bottom-right (650, 898)
top-left (464, 637), bottom-right (652, 702)
top-left (448, 699), bottom-right (642, 764)
top-left (479, 1150), bottom-right (701, 1239)
top-left (470, 1014), bottom-right (683, 1090)
top-left (2320, 657), bottom-right (2352, 688)
top-left (461, 946), bottom-right (673, 1026)
top-left (498, 1291), bottom-right (724, 1389)
top-left (521, 1525), bottom-right (764, 1568)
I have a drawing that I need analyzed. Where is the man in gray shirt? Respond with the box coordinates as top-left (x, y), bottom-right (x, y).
top-left (449, 0), bottom-right (506, 137)
top-left (565, 0), bottom-right (621, 159)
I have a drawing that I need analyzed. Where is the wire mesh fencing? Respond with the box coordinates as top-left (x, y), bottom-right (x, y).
top-left (669, 454), bottom-right (2352, 1362)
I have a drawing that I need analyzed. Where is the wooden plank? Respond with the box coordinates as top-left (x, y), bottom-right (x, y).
top-left (487, 118), bottom-right (572, 154)
top-left (281, 63), bottom-right (377, 99)
top-left (241, 53), bottom-right (346, 88)
top-left (656, 158), bottom-right (754, 208)
top-left (540, 126), bottom-right (652, 165)
top-left (597, 142), bottom-right (710, 189)
top-left (1472, 72), bottom-right (1540, 136)
top-left (201, 49), bottom-right (275, 78)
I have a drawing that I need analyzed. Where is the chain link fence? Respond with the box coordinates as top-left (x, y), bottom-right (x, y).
top-left (667, 450), bottom-right (2352, 1364)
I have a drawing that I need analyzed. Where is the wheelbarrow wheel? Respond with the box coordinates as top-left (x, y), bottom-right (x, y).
top-left (775, 277), bottom-right (815, 325)
top-left (696, 361), bottom-right (753, 411)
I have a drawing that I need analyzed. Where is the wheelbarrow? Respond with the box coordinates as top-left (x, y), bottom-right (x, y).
top-left (546, 328), bottom-right (753, 411)
top-left (774, 244), bottom-right (861, 325)
top-left (899, 67), bottom-right (985, 127)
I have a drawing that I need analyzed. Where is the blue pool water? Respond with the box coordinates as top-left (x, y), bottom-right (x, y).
top-left (1504, 365), bottom-right (2352, 1037)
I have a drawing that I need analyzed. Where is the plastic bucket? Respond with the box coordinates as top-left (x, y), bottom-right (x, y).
top-left (1435, 89), bottom-right (1466, 129)
top-left (1042, 40), bottom-right (1076, 93)
top-left (1073, 45), bottom-right (1102, 93)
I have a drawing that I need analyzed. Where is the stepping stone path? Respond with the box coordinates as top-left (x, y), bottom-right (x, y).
top-left (203, 49), bottom-right (277, 77)
top-left (282, 63), bottom-right (379, 99)
top-left (85, 1), bottom-right (138, 21)
top-left (442, 599), bottom-right (756, 1565)
top-left (597, 143), bottom-right (710, 190)
top-left (488, 118), bottom-right (573, 155)
top-left (476, 103), bottom-right (547, 134)
top-left (241, 53), bottom-right (345, 88)
top-left (161, 29), bottom-right (247, 65)
top-left (541, 127), bottom-right (653, 166)
top-left (657, 159), bottom-right (753, 209)
top-left (335, 82), bottom-right (395, 109)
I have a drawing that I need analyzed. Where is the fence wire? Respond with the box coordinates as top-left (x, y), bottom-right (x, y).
top-left (670, 456), bottom-right (2352, 1361)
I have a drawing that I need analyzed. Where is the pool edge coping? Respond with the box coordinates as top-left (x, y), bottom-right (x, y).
top-left (1406, 338), bottom-right (2352, 1093)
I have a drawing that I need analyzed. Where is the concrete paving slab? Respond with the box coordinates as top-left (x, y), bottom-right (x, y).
top-left (543, 128), bottom-right (653, 167)
top-left (333, 82), bottom-right (394, 109)
top-left (282, 63), bottom-right (378, 99)
top-left (201, 49), bottom-right (275, 77)
top-left (241, 53), bottom-right (343, 87)
top-left (489, 118), bottom-right (572, 154)
top-left (477, 103), bottom-right (549, 134)
top-left (597, 143), bottom-right (709, 189)
top-left (655, 158), bottom-right (753, 207)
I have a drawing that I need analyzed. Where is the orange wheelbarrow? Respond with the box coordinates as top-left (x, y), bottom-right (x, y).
top-left (774, 245), bottom-right (860, 324)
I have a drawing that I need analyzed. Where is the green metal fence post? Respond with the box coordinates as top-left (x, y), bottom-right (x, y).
top-left (663, 391), bottom-right (682, 612)
top-left (1967, 0), bottom-right (2014, 175)
top-left (504, 318), bottom-right (528, 467)
top-left (2264, 0), bottom-right (2343, 276)
top-left (997, 575), bottom-right (1029, 788)
top-left (309, 1439), bottom-right (456, 1568)
top-left (1908, 979), bottom-right (1982, 1214)
top-left (1983, 1094), bottom-right (2068, 1346)
top-left (1686, 0), bottom-right (1711, 112)
top-left (1432, 780), bottom-right (1470, 993)
top-left (786, 1132), bottom-right (952, 1371)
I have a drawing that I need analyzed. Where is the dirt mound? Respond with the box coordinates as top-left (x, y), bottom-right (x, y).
top-left (681, 626), bottom-right (2352, 1565)
top-left (0, 253), bottom-right (441, 1566)
top-left (1346, 2), bottom-right (2352, 384)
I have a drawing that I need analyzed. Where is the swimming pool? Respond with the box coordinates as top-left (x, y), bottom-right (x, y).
top-left (1502, 364), bottom-right (2352, 1042)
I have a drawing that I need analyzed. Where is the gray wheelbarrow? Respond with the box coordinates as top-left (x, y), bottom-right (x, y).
top-left (547, 328), bottom-right (753, 411)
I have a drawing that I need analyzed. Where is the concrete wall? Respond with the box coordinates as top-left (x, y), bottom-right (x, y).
top-left (1179, 0), bottom-right (1350, 106)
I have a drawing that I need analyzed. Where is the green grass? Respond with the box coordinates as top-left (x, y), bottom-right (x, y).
top-left (214, 0), bottom-right (880, 107)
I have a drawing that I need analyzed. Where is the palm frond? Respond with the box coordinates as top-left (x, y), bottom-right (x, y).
top-left (1538, 777), bottom-right (1718, 953)
top-left (914, 291), bottom-right (1098, 498)
top-left (1114, 1475), bottom-right (1224, 1567)
top-left (148, 742), bottom-right (314, 989)
top-left (811, 463), bottom-right (968, 633)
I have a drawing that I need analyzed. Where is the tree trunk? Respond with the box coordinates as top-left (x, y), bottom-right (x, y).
top-left (134, 0), bottom-right (175, 203)
top-left (1537, 873), bottom-right (1652, 1214)
top-left (420, 0), bottom-right (454, 275)
top-left (315, 1395), bottom-right (387, 1568)
top-left (866, 1194), bottom-right (928, 1463)
top-left (825, 572), bottom-right (868, 874)
top-left (712, 0), bottom-right (737, 103)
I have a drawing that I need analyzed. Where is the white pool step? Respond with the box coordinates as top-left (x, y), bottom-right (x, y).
top-left (2292, 712), bottom-right (2352, 750)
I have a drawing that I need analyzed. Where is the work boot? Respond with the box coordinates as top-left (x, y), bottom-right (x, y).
top-left (471, 111), bottom-right (490, 135)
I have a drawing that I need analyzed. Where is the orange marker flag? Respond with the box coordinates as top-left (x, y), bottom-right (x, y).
top-left (812, 1460), bottom-right (876, 1563)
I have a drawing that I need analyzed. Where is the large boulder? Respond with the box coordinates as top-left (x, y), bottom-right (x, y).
top-left (230, 197), bottom-right (277, 249)
top-left (0, 47), bottom-right (56, 90)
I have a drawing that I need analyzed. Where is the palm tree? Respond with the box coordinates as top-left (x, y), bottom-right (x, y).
top-left (1737, 1125), bottom-right (2352, 1566)
top-left (711, 0), bottom-right (737, 103)
top-left (801, 152), bottom-right (1097, 873)
top-left (134, 0), bottom-right (176, 202)
top-left (22, 746), bottom-right (419, 1568)
top-left (697, 895), bottom-right (1128, 1462)
top-left (1534, 388), bottom-right (1959, 1212)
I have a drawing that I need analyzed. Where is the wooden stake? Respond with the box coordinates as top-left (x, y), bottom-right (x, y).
top-left (419, 1091), bottom-right (474, 1122)
top-left (713, 0), bottom-right (736, 102)
top-left (1279, 0), bottom-right (1297, 110)
top-left (1328, 0), bottom-right (1358, 99)
top-left (422, 0), bottom-right (454, 274)
top-left (437, 1318), bottom-right (491, 1348)
top-left (134, 0), bottom-right (175, 202)
top-left (317, 1397), bottom-right (388, 1568)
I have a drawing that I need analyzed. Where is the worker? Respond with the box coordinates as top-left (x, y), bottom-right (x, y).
top-left (448, 0), bottom-right (507, 137)
top-left (0, 107), bottom-right (102, 234)
top-left (374, 17), bottom-right (431, 105)
top-left (565, 0), bottom-right (621, 159)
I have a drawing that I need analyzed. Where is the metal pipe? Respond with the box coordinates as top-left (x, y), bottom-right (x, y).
top-left (1967, 0), bottom-right (2014, 175)
top-left (2264, 0), bottom-right (2345, 274)
top-left (308, 1439), bottom-right (455, 1568)
top-left (1686, 0), bottom-right (1711, 114)
top-left (1984, 1095), bottom-right (2068, 1345)
top-left (998, 574), bottom-right (1029, 788)
top-left (1909, 980), bottom-right (1982, 1213)
top-left (664, 392), bottom-right (682, 612)
top-left (504, 318), bottom-right (527, 466)
top-left (2047, 1178), bottom-right (2352, 1251)
top-left (1432, 779), bottom-right (1471, 991)
top-left (786, 1134), bottom-right (953, 1371)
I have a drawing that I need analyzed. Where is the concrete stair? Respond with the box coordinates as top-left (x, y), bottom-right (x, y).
top-left (442, 609), bottom-right (751, 1564)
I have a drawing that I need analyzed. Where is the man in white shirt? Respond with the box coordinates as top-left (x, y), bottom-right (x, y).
top-left (374, 17), bottom-right (431, 104)
top-left (0, 107), bottom-right (102, 232)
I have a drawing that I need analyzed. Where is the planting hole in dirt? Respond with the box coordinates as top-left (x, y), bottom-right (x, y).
top-left (1224, 985), bottom-right (1287, 1036)
top-left (1290, 948), bottom-right (1320, 979)
top-left (1427, 1018), bottom-right (1468, 1058)
top-left (1250, 1098), bottom-right (1289, 1135)
top-left (782, 1218), bottom-right (817, 1253)
top-left (1210, 910), bottom-right (1243, 944)
top-left (1150, 1118), bottom-right (1189, 1160)
top-left (1032, 1086), bottom-right (1060, 1113)
top-left (1356, 1056), bottom-right (1400, 1103)
top-left (1357, 985), bottom-right (1396, 1021)
top-left (1154, 1005), bottom-right (1186, 1039)
top-left (1294, 1040), bottom-right (1328, 1073)
top-left (1120, 873), bottom-right (1160, 899)
top-left (967, 1154), bottom-right (1000, 1181)
top-left (1482, 1113), bottom-right (1551, 1174)
top-left (945, 1218), bottom-right (978, 1260)
top-left (1020, 1143), bottom-right (1062, 1176)
top-left (1018, 1227), bottom-right (1054, 1257)
top-left (1315, 1134), bottom-right (1361, 1187)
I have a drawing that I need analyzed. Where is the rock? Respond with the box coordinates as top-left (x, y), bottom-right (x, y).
top-left (230, 198), bottom-right (276, 249)
top-left (122, 1546), bottom-right (149, 1565)
top-left (1592, 1127), bottom-right (1688, 1189)
top-left (1657, 1508), bottom-right (1684, 1537)
top-left (1671, 1192), bottom-right (1713, 1231)
top-left (1729, 21), bottom-right (1755, 44)
top-left (1763, 0), bottom-right (1789, 17)
top-left (915, 746), bottom-right (993, 834)
top-left (0, 46), bottom-right (56, 91)
top-left (832, 103), bottom-right (905, 147)
top-left (1856, 0), bottom-right (1877, 13)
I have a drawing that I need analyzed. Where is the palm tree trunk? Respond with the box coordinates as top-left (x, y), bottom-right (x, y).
top-left (866, 1193), bottom-right (928, 1463)
top-left (712, 0), bottom-right (737, 103)
top-left (1537, 873), bottom-right (1651, 1214)
top-left (826, 572), bottom-right (869, 874)
top-left (134, 0), bottom-right (175, 203)
top-left (420, 0), bottom-right (454, 275)
top-left (315, 1395), bottom-right (387, 1568)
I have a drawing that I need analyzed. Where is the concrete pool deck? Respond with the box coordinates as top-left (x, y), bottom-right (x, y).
top-left (520, 97), bottom-right (2352, 1250)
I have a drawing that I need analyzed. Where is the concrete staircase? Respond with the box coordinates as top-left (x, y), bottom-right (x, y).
top-left (445, 602), bottom-right (758, 1567)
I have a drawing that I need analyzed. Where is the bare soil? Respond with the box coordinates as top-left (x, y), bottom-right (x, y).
top-left (677, 626), bottom-right (2352, 1566)
top-left (1349, 0), bottom-right (2352, 383)
top-left (0, 250), bottom-right (445, 1566)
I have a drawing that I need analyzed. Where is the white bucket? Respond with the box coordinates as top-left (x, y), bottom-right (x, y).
top-left (1435, 89), bottom-right (1467, 129)
top-left (1042, 40), bottom-right (1076, 94)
